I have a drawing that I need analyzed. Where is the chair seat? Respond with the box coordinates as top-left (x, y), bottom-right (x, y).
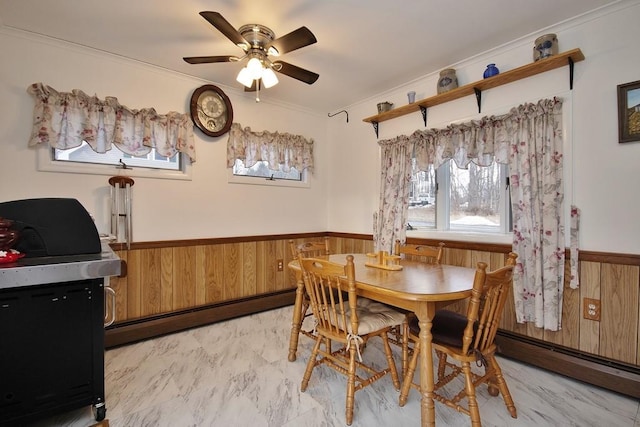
top-left (409, 309), bottom-right (478, 349)
top-left (328, 298), bottom-right (406, 335)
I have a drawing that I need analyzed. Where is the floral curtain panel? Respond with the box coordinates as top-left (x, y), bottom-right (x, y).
top-left (27, 83), bottom-right (196, 162)
top-left (509, 99), bottom-right (565, 330)
top-left (376, 98), bottom-right (568, 330)
top-left (226, 123), bottom-right (314, 173)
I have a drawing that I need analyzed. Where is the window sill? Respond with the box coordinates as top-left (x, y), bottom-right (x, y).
top-left (406, 229), bottom-right (512, 245)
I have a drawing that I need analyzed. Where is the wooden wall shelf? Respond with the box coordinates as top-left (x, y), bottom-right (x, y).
top-left (363, 48), bottom-right (585, 137)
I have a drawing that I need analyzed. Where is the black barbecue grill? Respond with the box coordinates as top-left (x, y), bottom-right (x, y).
top-left (0, 198), bottom-right (121, 426)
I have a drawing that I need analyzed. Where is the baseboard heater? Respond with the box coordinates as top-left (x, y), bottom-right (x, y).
top-left (105, 289), bottom-right (296, 348)
top-left (495, 330), bottom-right (640, 399)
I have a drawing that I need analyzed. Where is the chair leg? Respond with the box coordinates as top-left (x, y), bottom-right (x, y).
top-left (381, 333), bottom-right (401, 390)
top-left (461, 361), bottom-right (481, 427)
top-left (401, 318), bottom-right (409, 377)
top-left (346, 345), bottom-right (357, 426)
top-left (301, 335), bottom-right (322, 392)
top-left (487, 354), bottom-right (517, 418)
top-left (399, 340), bottom-right (420, 407)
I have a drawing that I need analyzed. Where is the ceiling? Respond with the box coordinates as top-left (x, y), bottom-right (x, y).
top-left (0, 0), bottom-right (617, 114)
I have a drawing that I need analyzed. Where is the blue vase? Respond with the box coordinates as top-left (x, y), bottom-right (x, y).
top-left (483, 63), bottom-right (499, 79)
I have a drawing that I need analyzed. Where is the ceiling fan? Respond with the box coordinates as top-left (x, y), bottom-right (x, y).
top-left (183, 12), bottom-right (319, 92)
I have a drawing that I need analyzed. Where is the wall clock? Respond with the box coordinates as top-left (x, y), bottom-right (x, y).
top-left (189, 84), bottom-right (233, 137)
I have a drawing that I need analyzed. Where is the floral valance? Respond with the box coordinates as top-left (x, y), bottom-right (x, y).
top-left (378, 99), bottom-right (561, 170)
top-left (226, 123), bottom-right (314, 173)
top-left (27, 83), bottom-right (196, 162)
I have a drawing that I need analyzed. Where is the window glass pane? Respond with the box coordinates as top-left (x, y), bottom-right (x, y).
top-left (54, 141), bottom-right (180, 171)
top-left (232, 159), bottom-right (302, 181)
top-left (449, 161), bottom-right (502, 231)
top-left (407, 161), bottom-right (436, 228)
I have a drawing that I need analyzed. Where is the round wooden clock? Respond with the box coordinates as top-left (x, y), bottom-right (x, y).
top-left (189, 84), bottom-right (233, 137)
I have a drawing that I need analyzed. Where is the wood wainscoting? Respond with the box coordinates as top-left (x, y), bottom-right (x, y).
top-left (105, 233), bottom-right (640, 398)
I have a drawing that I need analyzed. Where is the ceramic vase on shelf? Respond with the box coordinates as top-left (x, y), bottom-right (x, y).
top-left (437, 68), bottom-right (458, 94)
top-left (533, 33), bottom-right (558, 61)
top-left (483, 63), bottom-right (499, 78)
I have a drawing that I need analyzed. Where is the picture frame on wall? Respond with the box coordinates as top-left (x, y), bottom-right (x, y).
top-left (617, 80), bottom-right (640, 143)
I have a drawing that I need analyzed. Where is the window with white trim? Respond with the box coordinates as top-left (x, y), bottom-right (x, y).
top-left (54, 141), bottom-right (180, 171)
top-left (407, 159), bottom-right (511, 234)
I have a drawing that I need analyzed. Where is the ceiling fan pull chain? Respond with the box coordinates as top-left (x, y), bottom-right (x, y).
top-left (256, 79), bottom-right (261, 102)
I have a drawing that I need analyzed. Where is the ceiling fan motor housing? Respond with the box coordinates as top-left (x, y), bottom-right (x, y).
top-left (238, 24), bottom-right (276, 52)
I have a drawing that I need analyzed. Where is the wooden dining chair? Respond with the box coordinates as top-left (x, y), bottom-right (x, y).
top-left (298, 254), bottom-right (405, 426)
top-left (394, 239), bottom-right (445, 374)
top-left (394, 239), bottom-right (445, 264)
top-left (288, 238), bottom-right (331, 341)
top-left (289, 237), bottom-right (331, 259)
top-left (399, 252), bottom-right (518, 427)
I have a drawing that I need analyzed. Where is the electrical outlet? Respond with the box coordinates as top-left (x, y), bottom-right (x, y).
top-left (583, 298), bottom-right (601, 321)
top-left (277, 259), bottom-right (284, 271)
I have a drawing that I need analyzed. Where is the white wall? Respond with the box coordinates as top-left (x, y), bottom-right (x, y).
top-left (0, 28), bottom-right (328, 241)
top-left (327, 0), bottom-right (640, 254)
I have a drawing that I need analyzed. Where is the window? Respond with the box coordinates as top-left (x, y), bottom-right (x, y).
top-left (232, 159), bottom-right (302, 181)
top-left (54, 141), bottom-right (180, 171)
top-left (228, 159), bottom-right (308, 188)
top-left (38, 142), bottom-right (191, 180)
top-left (408, 160), bottom-right (511, 234)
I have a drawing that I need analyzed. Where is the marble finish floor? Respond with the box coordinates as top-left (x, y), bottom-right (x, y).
top-left (30, 306), bottom-right (639, 427)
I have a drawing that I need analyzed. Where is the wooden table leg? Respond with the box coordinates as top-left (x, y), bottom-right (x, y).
top-left (288, 272), bottom-right (305, 362)
top-left (417, 304), bottom-right (437, 427)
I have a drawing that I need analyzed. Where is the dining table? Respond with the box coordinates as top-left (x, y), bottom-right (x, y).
top-left (287, 253), bottom-right (477, 427)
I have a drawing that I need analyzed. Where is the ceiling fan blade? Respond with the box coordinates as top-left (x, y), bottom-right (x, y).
top-left (183, 55), bottom-right (238, 64)
top-left (199, 11), bottom-right (247, 48)
top-left (273, 61), bottom-right (319, 85)
top-left (267, 26), bottom-right (316, 55)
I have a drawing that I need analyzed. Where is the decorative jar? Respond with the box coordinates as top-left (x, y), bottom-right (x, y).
top-left (377, 102), bottom-right (393, 114)
top-left (533, 34), bottom-right (558, 61)
top-left (483, 64), bottom-right (500, 79)
top-left (437, 68), bottom-right (458, 94)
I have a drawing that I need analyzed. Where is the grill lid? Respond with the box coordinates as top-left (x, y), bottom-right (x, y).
top-left (0, 198), bottom-right (101, 257)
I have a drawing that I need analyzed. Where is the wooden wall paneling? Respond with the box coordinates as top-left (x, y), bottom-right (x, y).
top-left (579, 261), bottom-right (601, 354)
top-left (340, 237), bottom-right (356, 255)
top-left (160, 247), bottom-right (174, 313)
top-left (195, 245), bottom-right (207, 306)
top-left (172, 246), bottom-right (196, 311)
top-left (470, 250), bottom-right (491, 269)
top-left (203, 244), bottom-right (224, 304)
top-left (255, 240), bottom-right (268, 294)
top-left (126, 249), bottom-right (142, 320)
top-left (600, 264), bottom-right (639, 364)
top-left (140, 248), bottom-right (163, 317)
top-left (283, 238), bottom-right (298, 290)
top-left (242, 242), bottom-right (257, 298)
top-left (545, 263), bottom-right (579, 348)
top-left (277, 239), bottom-right (290, 291)
top-left (445, 247), bottom-right (472, 267)
top-left (111, 249), bottom-right (128, 323)
top-left (223, 243), bottom-right (242, 300)
top-left (351, 238), bottom-right (372, 254)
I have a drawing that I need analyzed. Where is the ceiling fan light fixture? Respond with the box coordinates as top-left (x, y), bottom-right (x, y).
top-left (246, 57), bottom-right (264, 80)
top-left (262, 68), bottom-right (279, 88)
top-left (236, 67), bottom-right (254, 88)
